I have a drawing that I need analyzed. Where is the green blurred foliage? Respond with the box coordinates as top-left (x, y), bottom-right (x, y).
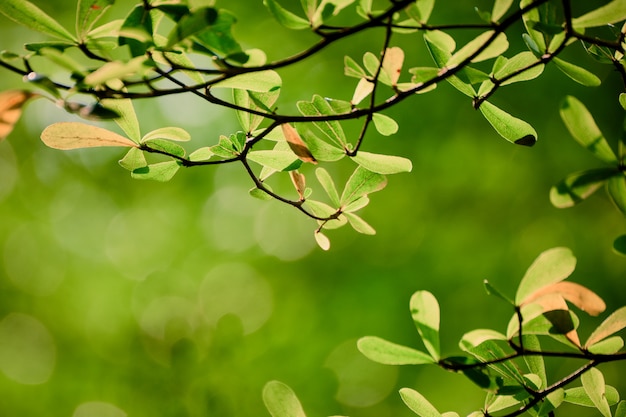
top-left (0, 1), bottom-right (624, 417)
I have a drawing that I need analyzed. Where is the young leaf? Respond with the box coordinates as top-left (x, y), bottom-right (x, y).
top-left (351, 151), bottom-right (412, 174)
top-left (282, 123), bottom-right (317, 164)
top-left (585, 306), bottom-right (626, 347)
top-left (344, 212), bottom-right (375, 235)
top-left (550, 168), bottom-right (617, 208)
top-left (399, 388), bottom-right (442, 417)
top-left (119, 147), bottom-right (147, 171)
top-left (340, 166), bottom-right (387, 205)
top-left (0, 90), bottom-right (36, 141)
top-left (560, 96), bottom-right (617, 164)
top-left (263, 0), bottom-right (310, 29)
top-left (314, 230), bottom-right (331, 251)
top-left (581, 368), bottom-right (612, 417)
top-left (515, 247), bottom-right (576, 305)
top-left (262, 381), bottom-right (307, 417)
top-left (41, 122), bottom-right (139, 149)
top-left (521, 282), bottom-right (606, 316)
top-left (357, 336), bottom-right (435, 365)
top-left (132, 161), bottom-right (181, 182)
top-left (410, 291), bottom-right (440, 360)
top-left (492, 0), bottom-right (514, 21)
top-left (0, 0), bottom-right (77, 42)
top-left (316, 168), bottom-right (340, 206)
top-left (213, 70), bottom-right (282, 93)
top-left (371, 113), bottom-right (399, 136)
top-left (553, 58), bottom-right (601, 87)
top-left (142, 127), bottom-right (191, 142)
top-left (608, 174), bottom-right (626, 215)
top-left (572, 0), bottom-right (626, 29)
top-left (479, 101), bottom-right (537, 146)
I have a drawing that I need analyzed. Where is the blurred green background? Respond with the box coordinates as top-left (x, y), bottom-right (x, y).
top-left (0, 1), bottom-right (625, 416)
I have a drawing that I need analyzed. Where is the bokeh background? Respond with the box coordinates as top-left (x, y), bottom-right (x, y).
top-left (0, 1), bottom-right (624, 416)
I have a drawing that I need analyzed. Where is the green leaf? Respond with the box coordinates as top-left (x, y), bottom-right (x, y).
top-left (550, 169), bottom-right (617, 208)
top-left (412, 0), bottom-right (435, 23)
top-left (522, 336), bottom-right (546, 388)
top-left (310, 0), bottom-right (355, 28)
top-left (142, 127), bottom-right (191, 143)
top-left (297, 95), bottom-right (347, 147)
top-left (263, 0), bottom-right (310, 29)
top-left (535, 389), bottom-right (564, 416)
top-left (553, 58), bottom-right (601, 87)
top-left (0, 0), bottom-right (76, 42)
top-left (118, 147), bottom-right (147, 171)
top-left (585, 306), bottom-right (626, 347)
top-left (620, 93), bottom-right (626, 111)
top-left (262, 381), bottom-right (306, 417)
top-left (188, 147), bottom-right (213, 162)
top-left (144, 139), bottom-right (186, 158)
top-left (166, 7), bottom-right (217, 47)
top-left (344, 212), bottom-right (375, 235)
top-left (410, 291), bottom-right (440, 360)
top-left (192, 9), bottom-right (242, 57)
top-left (299, 127), bottom-right (345, 162)
top-left (340, 166), bottom-right (387, 205)
top-left (520, 0), bottom-right (546, 53)
top-left (617, 401), bottom-right (626, 417)
top-left (234, 89), bottom-right (279, 132)
top-left (493, 51), bottom-right (544, 85)
top-left (343, 196), bottom-right (369, 212)
top-left (515, 247), bottom-right (576, 305)
top-left (492, 0), bottom-right (514, 21)
top-left (41, 122), bottom-right (139, 149)
top-left (447, 31), bottom-right (509, 67)
top-left (132, 161), bottom-right (181, 182)
top-left (100, 98), bottom-right (141, 143)
top-left (399, 388), bottom-right (442, 417)
top-left (560, 96), bottom-right (617, 164)
top-left (213, 70), bottom-right (282, 93)
top-left (118, 5), bottom-right (154, 57)
top-left (372, 113), bottom-right (399, 136)
top-left (608, 174), bottom-right (626, 215)
top-left (305, 200), bottom-right (337, 218)
top-left (315, 168), bottom-right (340, 206)
top-left (344, 56), bottom-right (367, 78)
top-left (581, 368), bottom-right (612, 417)
top-left (565, 386), bottom-right (621, 407)
top-left (249, 186), bottom-right (273, 201)
top-left (572, 0), bottom-right (626, 29)
top-left (483, 280), bottom-right (514, 305)
top-left (351, 151), bottom-right (412, 175)
top-left (479, 101), bottom-right (537, 146)
top-left (423, 31), bottom-right (476, 97)
top-left (614, 235), bottom-right (626, 256)
top-left (247, 150), bottom-right (301, 171)
top-left (587, 336), bottom-right (624, 354)
top-left (357, 336), bottom-right (435, 365)
top-left (83, 57), bottom-right (150, 86)
top-left (314, 231), bottom-right (331, 250)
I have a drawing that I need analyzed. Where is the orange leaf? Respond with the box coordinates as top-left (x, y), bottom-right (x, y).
top-left (281, 123), bottom-right (317, 164)
top-left (528, 293), bottom-right (581, 347)
top-left (522, 282), bottom-right (606, 316)
top-left (289, 170), bottom-right (306, 200)
top-left (41, 122), bottom-right (139, 149)
top-left (0, 90), bottom-right (36, 141)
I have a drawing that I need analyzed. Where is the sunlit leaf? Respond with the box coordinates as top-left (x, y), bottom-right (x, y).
top-left (41, 122), bottom-right (139, 149)
top-left (188, 147), bottom-right (213, 161)
top-left (289, 170), bottom-right (306, 200)
top-left (118, 5), bottom-right (153, 57)
top-left (608, 174), bottom-right (626, 215)
top-left (344, 212), bottom-right (375, 235)
top-left (560, 96), bottom-right (617, 164)
top-left (382, 47), bottom-right (404, 86)
top-left (351, 151), bottom-right (412, 174)
top-left (536, 389), bottom-right (564, 416)
top-left (340, 166), bottom-right (387, 205)
top-left (522, 335), bottom-right (546, 388)
top-left (118, 147), bottom-right (147, 171)
top-left (479, 101), bottom-right (537, 146)
top-left (310, 0), bottom-right (355, 28)
top-left (357, 336), bottom-right (435, 365)
top-left (587, 336), bottom-right (624, 354)
top-left (585, 306), bottom-right (626, 347)
top-left (0, 90), bottom-right (36, 141)
top-left (249, 186), bottom-right (273, 201)
top-left (411, 0), bottom-right (434, 23)
top-left (345, 56), bottom-right (367, 78)
top-left (305, 199), bottom-right (337, 218)
top-left (515, 247), bottom-right (576, 305)
top-left (572, 0), bottom-right (626, 29)
top-left (582, 368), bottom-right (612, 417)
top-left (342, 196), bottom-right (369, 212)
top-left (142, 127), bottom-right (191, 143)
top-left (263, 381), bottom-right (307, 417)
top-left (400, 388), bottom-right (442, 417)
top-left (492, 0), bottom-right (514, 21)
top-left (483, 280), bottom-right (514, 305)
top-left (282, 124), bottom-right (317, 164)
top-left (618, 401), bottom-right (626, 417)
top-left (298, 127), bottom-right (345, 162)
top-left (620, 93), bottom-right (626, 111)
top-left (100, 98), bottom-right (141, 143)
top-left (447, 31), bottom-right (509, 67)
top-left (371, 113), bottom-right (399, 136)
top-left (83, 57), bottom-right (150, 86)
top-left (424, 31), bottom-right (476, 97)
top-left (314, 230), bottom-right (331, 250)
top-left (522, 282), bottom-right (606, 316)
top-left (550, 168), bottom-right (617, 208)
top-left (131, 161), bottom-right (181, 182)
top-left (460, 329), bottom-right (506, 349)
top-left (248, 150), bottom-right (301, 171)
top-left (362, 52), bottom-right (392, 85)
top-left (553, 58), bottom-right (601, 87)
top-left (213, 70), bottom-right (282, 93)
top-left (234, 89), bottom-right (279, 132)
top-left (297, 95), bottom-right (347, 147)
top-left (410, 291), bottom-right (440, 360)
top-left (0, 0), bottom-right (76, 41)
top-left (166, 7), bottom-right (217, 47)
top-left (316, 168), bottom-right (340, 206)
top-left (493, 51), bottom-right (544, 85)
top-left (263, 0), bottom-right (310, 29)
top-left (351, 78), bottom-right (374, 105)
top-left (565, 386), bottom-right (620, 408)
top-left (520, 0), bottom-right (546, 53)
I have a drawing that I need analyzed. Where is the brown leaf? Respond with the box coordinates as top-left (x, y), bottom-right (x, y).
top-left (289, 170), bottom-right (306, 200)
top-left (41, 122), bottom-right (139, 149)
top-left (0, 90), bottom-right (37, 141)
top-left (522, 282), bottom-right (606, 316)
top-left (281, 123), bottom-right (317, 164)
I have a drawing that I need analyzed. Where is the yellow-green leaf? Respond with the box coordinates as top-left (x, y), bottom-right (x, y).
top-left (41, 122), bottom-right (138, 149)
